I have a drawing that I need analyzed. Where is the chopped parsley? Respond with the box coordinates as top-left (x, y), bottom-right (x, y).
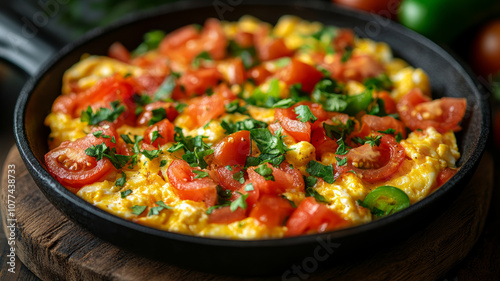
top-left (254, 164), bottom-right (274, 181)
top-left (305, 187), bottom-right (329, 203)
top-left (341, 46), bottom-right (353, 63)
top-left (306, 160), bottom-right (335, 184)
top-left (130, 205), bottom-right (147, 215)
top-left (295, 105), bottom-right (318, 123)
top-left (149, 108), bottom-right (167, 125)
top-left (354, 135), bottom-right (382, 147)
top-left (132, 30), bottom-right (165, 56)
top-left (115, 172), bottom-right (127, 187)
top-left (395, 132), bottom-right (403, 143)
top-left (192, 51), bottom-right (212, 68)
top-left (335, 156), bottom-right (347, 166)
top-left (232, 171), bottom-right (245, 184)
top-left (80, 101), bottom-right (125, 125)
top-left (230, 192), bottom-right (248, 212)
top-left (378, 128), bottom-right (396, 134)
top-left (248, 127), bottom-right (291, 167)
top-left (85, 143), bottom-right (131, 169)
top-left (272, 98), bottom-right (296, 109)
top-left (225, 100), bottom-right (248, 115)
top-left (363, 74), bottom-right (392, 91)
top-left (244, 183), bottom-right (254, 191)
top-left (120, 189), bottom-right (132, 198)
top-left (221, 118), bottom-right (268, 135)
top-left (92, 130), bottom-right (110, 139)
top-left (193, 170), bottom-right (209, 179)
top-left (151, 130), bottom-right (163, 143)
top-left (148, 201), bottom-right (173, 216)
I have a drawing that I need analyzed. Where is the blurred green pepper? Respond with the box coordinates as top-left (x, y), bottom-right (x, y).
top-left (398, 0), bottom-right (500, 43)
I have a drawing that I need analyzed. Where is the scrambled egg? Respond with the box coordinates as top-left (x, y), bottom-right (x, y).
top-left (44, 16), bottom-right (462, 239)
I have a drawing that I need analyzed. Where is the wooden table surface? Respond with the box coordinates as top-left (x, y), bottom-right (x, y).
top-left (0, 150), bottom-right (498, 281)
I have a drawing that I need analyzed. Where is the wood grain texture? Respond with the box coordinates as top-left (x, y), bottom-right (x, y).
top-left (0, 146), bottom-right (494, 281)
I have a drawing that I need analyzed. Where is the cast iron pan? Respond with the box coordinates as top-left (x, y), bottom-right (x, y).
top-left (13, 0), bottom-right (490, 275)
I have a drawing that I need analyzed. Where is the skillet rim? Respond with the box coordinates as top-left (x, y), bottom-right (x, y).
top-left (13, 0), bottom-right (490, 248)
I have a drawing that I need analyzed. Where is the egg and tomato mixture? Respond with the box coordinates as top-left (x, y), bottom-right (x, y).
top-left (44, 16), bottom-right (466, 239)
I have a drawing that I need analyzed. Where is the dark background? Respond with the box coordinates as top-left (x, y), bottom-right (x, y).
top-left (0, 0), bottom-right (498, 280)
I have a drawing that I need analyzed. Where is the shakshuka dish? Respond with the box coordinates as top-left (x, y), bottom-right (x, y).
top-left (44, 16), bottom-right (466, 239)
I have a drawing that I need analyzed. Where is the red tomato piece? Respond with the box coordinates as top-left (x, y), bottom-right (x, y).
top-left (178, 67), bottom-right (221, 96)
top-left (247, 65), bottom-right (272, 85)
top-left (333, 29), bottom-right (355, 53)
top-left (436, 167), bottom-right (458, 189)
top-left (220, 58), bottom-right (246, 85)
top-left (234, 30), bottom-right (254, 48)
top-left (186, 92), bottom-right (225, 128)
top-left (311, 123), bottom-right (339, 158)
top-left (44, 125), bottom-right (119, 188)
top-left (340, 134), bottom-right (405, 183)
top-left (143, 119), bottom-right (175, 148)
top-left (167, 160), bottom-right (218, 207)
top-left (108, 42), bottom-right (130, 63)
top-left (332, 0), bottom-right (401, 19)
top-left (254, 26), bottom-right (293, 61)
top-left (137, 101), bottom-right (179, 126)
top-left (277, 59), bottom-right (324, 93)
top-left (247, 162), bottom-right (305, 195)
top-left (208, 206), bottom-right (247, 224)
top-left (361, 115), bottom-right (407, 138)
top-left (286, 197), bottom-right (347, 236)
top-left (213, 130), bottom-right (251, 167)
top-left (377, 91), bottom-right (397, 114)
top-left (249, 195), bottom-right (295, 228)
top-left (216, 166), bottom-right (246, 191)
top-left (397, 88), bottom-right (467, 133)
top-left (275, 107), bottom-right (312, 142)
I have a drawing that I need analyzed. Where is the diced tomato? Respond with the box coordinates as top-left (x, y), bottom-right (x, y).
top-left (397, 88), bottom-right (467, 133)
top-left (44, 125), bottom-right (119, 188)
top-left (186, 91), bottom-right (225, 128)
top-left (377, 91), bottom-right (397, 114)
top-left (333, 29), bottom-right (355, 53)
top-left (234, 30), bottom-right (254, 48)
top-left (249, 195), bottom-right (295, 228)
top-left (247, 65), bottom-right (272, 85)
top-left (208, 206), bottom-right (247, 224)
top-left (219, 58), bottom-right (246, 85)
top-left (254, 26), bottom-right (293, 61)
top-left (436, 167), bottom-right (458, 189)
top-left (286, 197), bottom-right (347, 236)
top-left (137, 101), bottom-right (179, 126)
top-left (274, 102), bottom-right (327, 142)
top-left (320, 54), bottom-right (384, 82)
top-left (143, 119), bottom-right (175, 148)
top-left (213, 130), bottom-right (251, 167)
top-left (159, 19), bottom-right (227, 65)
top-left (361, 115), bottom-right (407, 138)
top-left (311, 122), bottom-right (339, 158)
top-left (216, 166), bottom-right (246, 191)
top-left (178, 67), bottom-right (221, 96)
top-left (339, 134), bottom-right (405, 183)
top-left (277, 59), bottom-right (324, 93)
top-left (108, 42), bottom-right (131, 63)
top-left (166, 160), bottom-right (218, 207)
top-left (247, 162), bottom-right (304, 195)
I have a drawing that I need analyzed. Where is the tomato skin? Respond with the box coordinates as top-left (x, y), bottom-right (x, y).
top-left (213, 130), bottom-right (251, 167)
top-left (333, 29), bottom-right (355, 52)
top-left (397, 88), bottom-right (467, 133)
top-left (221, 58), bottom-right (246, 85)
top-left (208, 206), bottom-right (247, 224)
top-left (361, 115), bottom-right (407, 138)
top-left (178, 67), bottom-right (221, 96)
top-left (278, 59), bottom-right (324, 93)
top-left (44, 125), bottom-right (119, 188)
top-left (247, 65), bottom-right (272, 85)
top-left (167, 160), bottom-right (218, 207)
top-left (137, 101), bottom-right (179, 126)
top-left (274, 102), bottom-right (327, 142)
top-left (186, 91), bottom-right (225, 128)
top-left (108, 42), bottom-right (130, 63)
top-left (436, 167), bottom-right (458, 189)
top-left (471, 19), bottom-right (500, 77)
top-left (254, 26), bottom-right (293, 61)
top-left (216, 166), bottom-right (246, 191)
top-left (286, 197), bottom-right (346, 236)
top-left (234, 31), bottom-right (254, 48)
top-left (249, 195), bottom-right (295, 227)
top-left (311, 123), bottom-right (339, 158)
top-left (342, 134), bottom-right (405, 183)
top-left (248, 162), bottom-right (305, 195)
top-left (377, 91), bottom-right (397, 114)
top-left (143, 119), bottom-right (175, 148)
top-left (159, 19), bottom-right (227, 65)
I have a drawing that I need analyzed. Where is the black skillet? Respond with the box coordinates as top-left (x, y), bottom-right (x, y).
top-left (13, 0), bottom-right (490, 275)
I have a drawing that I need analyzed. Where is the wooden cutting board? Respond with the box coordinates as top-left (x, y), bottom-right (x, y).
top-left (0, 146), bottom-right (493, 281)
